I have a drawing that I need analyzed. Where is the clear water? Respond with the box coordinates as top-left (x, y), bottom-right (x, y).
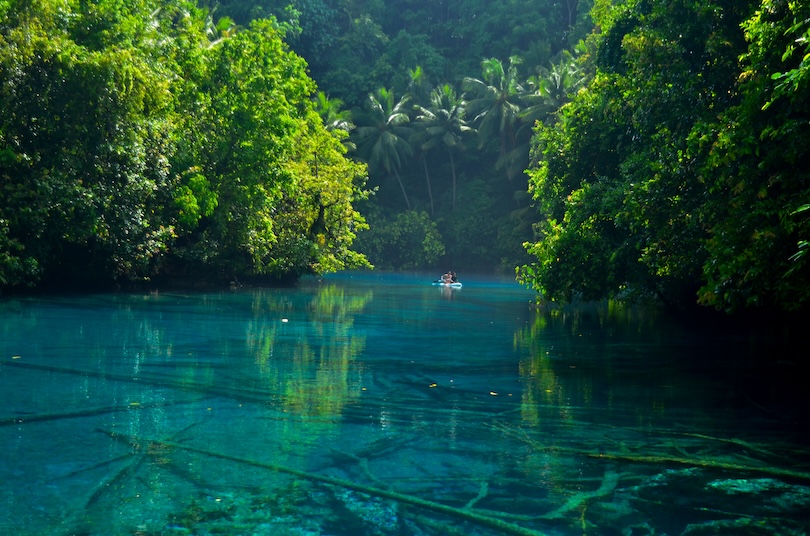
top-left (1, 271), bottom-right (808, 536)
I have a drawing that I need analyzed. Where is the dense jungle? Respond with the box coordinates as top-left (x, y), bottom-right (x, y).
top-left (1, 0), bottom-right (808, 315)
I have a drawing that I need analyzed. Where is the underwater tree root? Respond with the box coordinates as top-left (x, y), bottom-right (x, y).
top-left (97, 429), bottom-right (547, 536)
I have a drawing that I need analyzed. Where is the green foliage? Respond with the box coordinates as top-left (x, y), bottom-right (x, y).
top-left (316, 14), bottom-right (390, 106)
top-left (171, 18), bottom-right (309, 274)
top-left (521, 0), bottom-right (810, 313)
top-left (202, 0), bottom-right (595, 275)
top-left (765, 4), bottom-right (810, 105)
top-left (373, 31), bottom-right (447, 95)
top-left (691, 0), bottom-right (810, 311)
top-left (521, 0), bottom-right (746, 308)
top-left (10, 0), bottom-right (791, 313)
top-left (173, 172), bottom-right (218, 230)
top-left (440, 179), bottom-right (497, 269)
top-left (352, 87), bottom-right (414, 209)
top-left (0, 0), bottom-right (178, 285)
top-left (273, 109), bottom-right (372, 275)
top-left (354, 209), bottom-right (444, 270)
top-left (0, 0), bottom-right (369, 289)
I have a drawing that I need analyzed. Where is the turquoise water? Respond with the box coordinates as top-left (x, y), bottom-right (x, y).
top-left (1, 271), bottom-right (808, 536)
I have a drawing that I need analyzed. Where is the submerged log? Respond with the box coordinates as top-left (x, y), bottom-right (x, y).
top-left (0, 397), bottom-right (204, 427)
top-left (493, 423), bottom-right (810, 483)
top-left (2, 360), bottom-right (281, 404)
top-left (97, 429), bottom-right (547, 536)
top-left (577, 450), bottom-right (810, 482)
top-left (539, 470), bottom-right (619, 520)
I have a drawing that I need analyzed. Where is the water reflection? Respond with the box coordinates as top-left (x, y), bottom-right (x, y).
top-left (1, 278), bottom-right (808, 536)
top-left (247, 284), bottom-right (371, 417)
top-left (506, 300), bottom-right (810, 535)
top-left (515, 300), bottom-right (707, 431)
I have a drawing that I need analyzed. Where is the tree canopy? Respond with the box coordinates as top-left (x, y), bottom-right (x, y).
top-left (518, 0), bottom-right (810, 313)
top-left (2, 0), bottom-right (808, 314)
top-left (0, 0), bottom-right (369, 289)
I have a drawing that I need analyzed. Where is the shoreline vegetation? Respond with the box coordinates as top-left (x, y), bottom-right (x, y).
top-left (2, 0), bottom-right (808, 316)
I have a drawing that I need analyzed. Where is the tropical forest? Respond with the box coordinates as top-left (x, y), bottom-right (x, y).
top-left (1, 0), bottom-right (808, 315)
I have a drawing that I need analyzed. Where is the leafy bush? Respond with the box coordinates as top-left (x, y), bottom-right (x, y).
top-left (354, 210), bottom-right (444, 270)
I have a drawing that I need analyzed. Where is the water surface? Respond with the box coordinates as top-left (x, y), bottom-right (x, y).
top-left (1, 272), bottom-right (808, 535)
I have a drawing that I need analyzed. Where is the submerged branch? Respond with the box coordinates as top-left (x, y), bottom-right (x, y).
top-left (493, 423), bottom-right (810, 483)
top-left (539, 470), bottom-right (619, 520)
top-left (50, 453), bottom-right (141, 536)
top-left (51, 421), bottom-right (205, 536)
top-left (47, 453), bottom-right (134, 484)
top-left (0, 397), bottom-right (205, 427)
top-left (2, 360), bottom-right (281, 404)
top-left (463, 481), bottom-right (490, 510)
top-left (97, 429), bottom-right (547, 536)
top-left (677, 432), bottom-right (790, 461)
top-left (577, 450), bottom-right (810, 481)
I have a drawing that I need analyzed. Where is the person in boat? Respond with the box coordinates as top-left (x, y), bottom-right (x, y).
top-left (441, 271), bottom-right (458, 284)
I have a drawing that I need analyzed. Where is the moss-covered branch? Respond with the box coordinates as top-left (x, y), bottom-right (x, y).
top-left (98, 429), bottom-right (547, 536)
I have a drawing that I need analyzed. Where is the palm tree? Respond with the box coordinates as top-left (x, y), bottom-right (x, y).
top-left (314, 91), bottom-right (356, 151)
top-left (517, 52), bottom-right (587, 170)
top-left (413, 84), bottom-right (474, 211)
top-left (353, 88), bottom-right (414, 209)
top-left (462, 56), bottom-right (526, 178)
top-left (203, 8), bottom-right (237, 48)
top-left (315, 91), bottom-right (354, 132)
top-left (538, 51), bottom-right (586, 111)
top-left (406, 65), bottom-right (433, 108)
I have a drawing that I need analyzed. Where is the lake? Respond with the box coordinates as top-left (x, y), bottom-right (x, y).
top-left (1, 271), bottom-right (808, 536)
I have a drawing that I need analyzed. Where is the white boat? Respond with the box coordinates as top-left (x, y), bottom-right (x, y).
top-left (432, 280), bottom-right (462, 288)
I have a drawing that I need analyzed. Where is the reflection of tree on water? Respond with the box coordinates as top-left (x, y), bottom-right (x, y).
top-left (506, 301), bottom-right (810, 535)
top-left (515, 300), bottom-right (679, 430)
top-left (5, 288), bottom-right (810, 536)
top-left (1, 288), bottom-right (377, 535)
top-left (247, 284), bottom-right (371, 419)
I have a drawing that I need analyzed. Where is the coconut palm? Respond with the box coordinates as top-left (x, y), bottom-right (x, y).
top-left (315, 91), bottom-right (354, 132)
top-left (534, 51), bottom-right (586, 112)
top-left (413, 84), bottom-right (474, 211)
top-left (353, 88), bottom-right (414, 209)
top-left (462, 56), bottom-right (526, 178)
top-left (204, 9), bottom-right (237, 48)
top-left (406, 65), bottom-right (433, 108)
top-left (314, 91), bottom-right (356, 151)
top-left (517, 51), bottom-right (587, 170)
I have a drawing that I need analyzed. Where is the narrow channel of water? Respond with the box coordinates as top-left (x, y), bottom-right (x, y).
top-left (1, 271), bottom-right (807, 535)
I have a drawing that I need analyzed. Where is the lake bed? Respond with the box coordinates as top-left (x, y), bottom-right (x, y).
top-left (1, 272), bottom-right (808, 535)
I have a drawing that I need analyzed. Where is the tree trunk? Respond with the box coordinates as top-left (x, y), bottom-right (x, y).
top-left (422, 154), bottom-right (434, 216)
top-left (448, 149), bottom-right (457, 211)
top-left (393, 168), bottom-right (411, 210)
